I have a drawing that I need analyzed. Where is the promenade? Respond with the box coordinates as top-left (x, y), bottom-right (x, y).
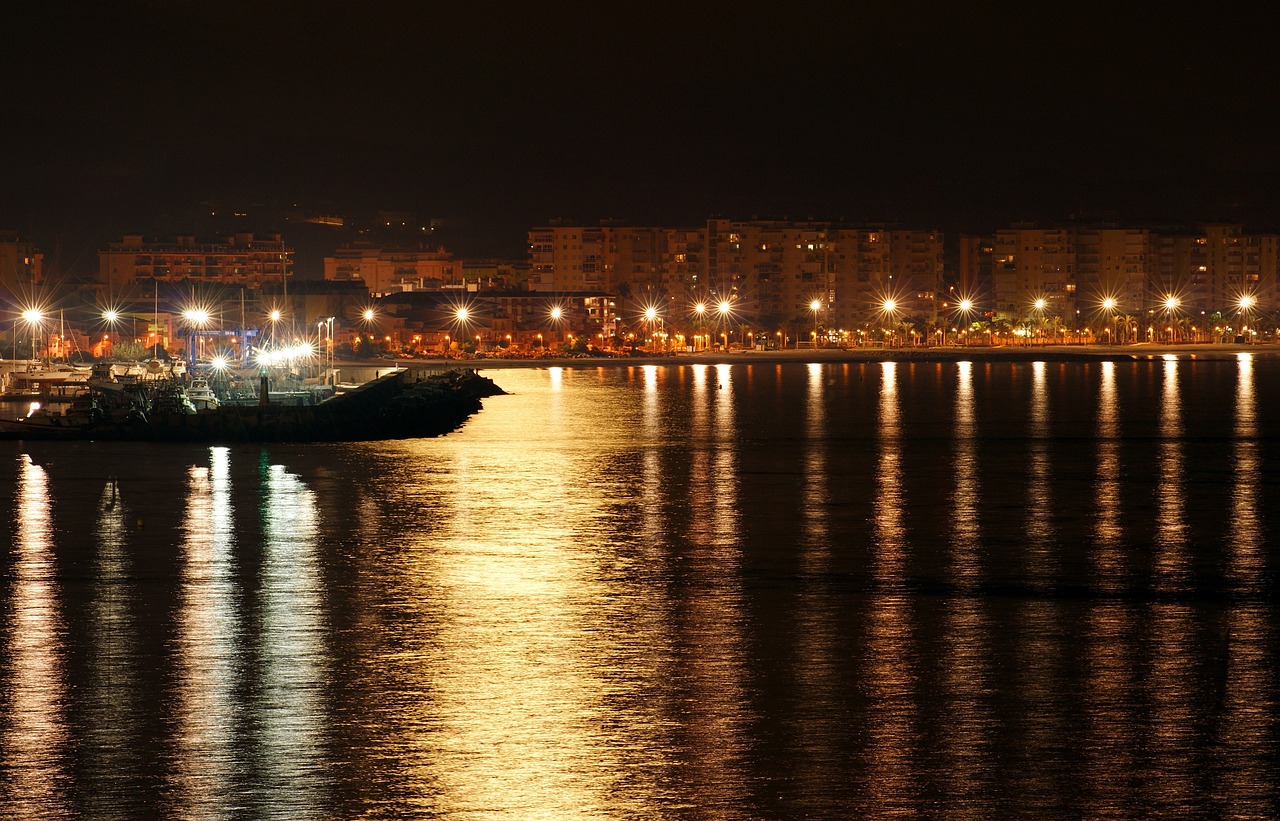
top-left (401, 342), bottom-right (1279, 370)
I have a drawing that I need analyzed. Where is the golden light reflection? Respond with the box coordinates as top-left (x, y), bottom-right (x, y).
top-left (1026, 362), bottom-right (1056, 589)
top-left (680, 362), bottom-right (752, 803)
top-left (1218, 604), bottom-right (1275, 815)
top-left (83, 477), bottom-right (142, 814)
top-left (939, 598), bottom-right (996, 816)
top-left (1154, 358), bottom-right (1188, 591)
top-left (1081, 602), bottom-right (1139, 816)
top-left (951, 361), bottom-right (981, 588)
top-left (393, 367), bottom-right (681, 817)
top-left (1229, 355), bottom-right (1262, 591)
top-left (1092, 362), bottom-right (1125, 591)
top-left (790, 363), bottom-right (841, 797)
top-left (863, 361), bottom-right (919, 810)
top-left (1147, 603), bottom-right (1197, 814)
top-left (872, 361), bottom-right (905, 569)
top-left (1009, 598), bottom-right (1068, 811)
top-left (690, 364), bottom-right (709, 439)
top-left (1, 454), bottom-right (71, 815)
top-left (642, 364), bottom-right (660, 437)
top-left (168, 447), bottom-right (242, 819)
top-left (257, 462), bottom-right (329, 811)
top-left (801, 363), bottom-right (829, 570)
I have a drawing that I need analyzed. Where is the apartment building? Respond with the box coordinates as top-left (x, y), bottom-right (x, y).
top-left (988, 223), bottom-right (1280, 326)
top-left (527, 225), bottom-right (606, 291)
top-left (1, 232), bottom-right (43, 295)
top-left (100, 233), bottom-right (292, 290)
top-left (323, 243), bottom-right (461, 294)
top-left (534, 220), bottom-right (946, 334)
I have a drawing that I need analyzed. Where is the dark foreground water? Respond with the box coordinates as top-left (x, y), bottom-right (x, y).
top-left (2, 358), bottom-right (1278, 818)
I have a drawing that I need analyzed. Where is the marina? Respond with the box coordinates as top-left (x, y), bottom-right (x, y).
top-left (0, 359), bottom-right (504, 442)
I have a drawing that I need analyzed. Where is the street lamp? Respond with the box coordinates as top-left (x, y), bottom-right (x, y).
top-left (809, 299), bottom-right (822, 347)
top-left (1101, 297), bottom-right (1118, 344)
top-left (21, 308), bottom-right (43, 363)
top-left (880, 298), bottom-right (899, 347)
top-left (1162, 296), bottom-right (1179, 343)
top-left (1238, 295), bottom-right (1257, 344)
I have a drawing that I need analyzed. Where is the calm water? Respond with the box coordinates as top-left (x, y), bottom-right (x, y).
top-left (1, 358), bottom-right (1278, 818)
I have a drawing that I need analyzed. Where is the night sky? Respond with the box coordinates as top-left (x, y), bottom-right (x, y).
top-left (4, 1), bottom-right (1280, 264)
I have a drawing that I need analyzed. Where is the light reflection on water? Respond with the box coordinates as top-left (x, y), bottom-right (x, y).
top-left (1, 455), bottom-right (71, 818)
top-left (1, 360), bottom-right (1278, 818)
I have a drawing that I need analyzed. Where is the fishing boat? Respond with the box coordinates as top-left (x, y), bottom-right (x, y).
top-left (186, 377), bottom-right (220, 410)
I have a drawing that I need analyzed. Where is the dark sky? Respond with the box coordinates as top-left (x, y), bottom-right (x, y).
top-left (4, 1), bottom-right (1280, 262)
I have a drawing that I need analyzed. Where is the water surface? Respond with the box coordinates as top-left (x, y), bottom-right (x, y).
top-left (2, 358), bottom-right (1277, 817)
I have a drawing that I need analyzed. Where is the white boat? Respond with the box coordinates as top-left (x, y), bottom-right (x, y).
top-left (187, 377), bottom-right (220, 410)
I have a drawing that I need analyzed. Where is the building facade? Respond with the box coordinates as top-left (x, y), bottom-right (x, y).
top-left (323, 244), bottom-right (461, 294)
top-left (0, 232), bottom-right (44, 296)
top-left (99, 233), bottom-right (292, 291)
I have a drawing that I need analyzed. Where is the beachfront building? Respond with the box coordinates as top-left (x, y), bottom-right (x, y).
top-left (99, 233), bottom-right (293, 291)
top-left (987, 223), bottom-right (1280, 338)
top-left (323, 243), bottom-right (461, 294)
top-left (530, 219), bottom-right (947, 345)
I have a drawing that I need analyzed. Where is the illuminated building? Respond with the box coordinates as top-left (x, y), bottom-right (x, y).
top-left (99, 233), bottom-right (292, 290)
top-left (324, 243), bottom-right (461, 294)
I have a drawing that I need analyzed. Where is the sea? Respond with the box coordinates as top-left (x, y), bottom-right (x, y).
top-left (1, 356), bottom-right (1277, 818)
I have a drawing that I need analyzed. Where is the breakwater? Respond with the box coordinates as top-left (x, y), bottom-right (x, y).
top-left (0, 368), bottom-right (505, 443)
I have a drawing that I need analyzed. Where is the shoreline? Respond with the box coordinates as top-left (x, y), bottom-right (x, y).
top-left (383, 342), bottom-right (1278, 370)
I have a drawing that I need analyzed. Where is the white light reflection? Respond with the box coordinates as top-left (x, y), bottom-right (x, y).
top-left (167, 447), bottom-right (243, 818)
top-left (951, 361), bottom-right (981, 587)
top-left (0, 455), bottom-right (71, 814)
top-left (256, 462), bottom-right (329, 813)
top-left (1092, 362), bottom-right (1125, 591)
top-left (1154, 358), bottom-right (1188, 591)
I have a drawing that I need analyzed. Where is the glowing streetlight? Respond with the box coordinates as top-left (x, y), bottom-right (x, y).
top-left (1100, 297), bottom-right (1119, 344)
top-left (21, 308), bottom-right (44, 362)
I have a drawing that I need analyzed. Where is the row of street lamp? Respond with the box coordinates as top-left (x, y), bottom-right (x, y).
top-left (11, 288), bottom-right (1270, 362)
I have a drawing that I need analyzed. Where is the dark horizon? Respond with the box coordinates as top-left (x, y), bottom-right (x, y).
top-left (5, 2), bottom-right (1280, 267)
